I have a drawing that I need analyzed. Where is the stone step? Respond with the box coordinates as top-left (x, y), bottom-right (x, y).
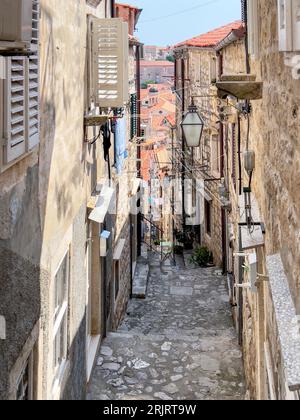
top-left (132, 261), bottom-right (150, 299)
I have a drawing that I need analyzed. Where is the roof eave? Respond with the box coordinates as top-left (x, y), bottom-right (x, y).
top-left (215, 27), bottom-right (246, 51)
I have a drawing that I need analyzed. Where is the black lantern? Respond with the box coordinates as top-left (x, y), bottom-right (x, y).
top-left (181, 99), bottom-right (204, 147)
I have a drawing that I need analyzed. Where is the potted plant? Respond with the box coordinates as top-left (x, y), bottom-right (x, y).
top-left (189, 246), bottom-right (213, 267)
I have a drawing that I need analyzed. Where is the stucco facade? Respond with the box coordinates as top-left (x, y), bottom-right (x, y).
top-left (0, 0), bottom-right (141, 400)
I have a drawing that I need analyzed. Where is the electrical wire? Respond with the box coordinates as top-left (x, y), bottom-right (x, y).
top-left (85, 126), bottom-right (102, 144)
top-left (139, 0), bottom-right (223, 24)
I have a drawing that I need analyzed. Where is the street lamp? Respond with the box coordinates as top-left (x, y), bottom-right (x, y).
top-left (181, 99), bottom-right (204, 147)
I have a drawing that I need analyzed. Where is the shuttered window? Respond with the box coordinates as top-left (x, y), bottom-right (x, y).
top-left (3, 57), bottom-right (26, 163)
top-left (0, 1), bottom-right (40, 169)
top-left (31, 0), bottom-right (40, 52)
top-left (27, 56), bottom-right (39, 150)
top-left (231, 123), bottom-right (237, 191)
top-left (1, 55), bottom-right (40, 167)
top-left (91, 18), bottom-right (129, 108)
top-left (130, 93), bottom-right (138, 139)
top-left (247, 0), bottom-right (260, 58)
top-left (278, 0), bottom-right (300, 51)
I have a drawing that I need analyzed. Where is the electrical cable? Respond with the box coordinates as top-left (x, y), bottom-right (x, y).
top-left (85, 126), bottom-right (102, 144)
top-left (139, 0), bottom-right (223, 24)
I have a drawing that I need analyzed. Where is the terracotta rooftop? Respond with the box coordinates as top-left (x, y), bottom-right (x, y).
top-left (140, 60), bottom-right (175, 67)
top-left (115, 3), bottom-right (142, 12)
top-left (175, 21), bottom-right (243, 48)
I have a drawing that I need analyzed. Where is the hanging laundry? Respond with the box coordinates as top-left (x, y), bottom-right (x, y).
top-left (101, 122), bottom-right (111, 162)
top-left (114, 116), bottom-right (128, 175)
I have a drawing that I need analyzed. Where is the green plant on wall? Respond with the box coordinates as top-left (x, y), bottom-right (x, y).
top-left (189, 246), bottom-right (213, 267)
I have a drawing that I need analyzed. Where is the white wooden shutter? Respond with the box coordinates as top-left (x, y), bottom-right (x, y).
top-left (26, 55), bottom-right (39, 149)
top-left (248, 0), bottom-right (260, 58)
top-left (278, 0), bottom-right (293, 51)
top-left (92, 18), bottom-right (129, 108)
top-left (122, 21), bottom-right (129, 104)
top-left (292, 0), bottom-right (300, 50)
top-left (31, 0), bottom-right (40, 52)
top-left (3, 57), bottom-right (26, 163)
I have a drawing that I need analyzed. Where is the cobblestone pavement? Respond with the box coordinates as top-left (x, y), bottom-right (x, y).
top-left (87, 254), bottom-right (245, 400)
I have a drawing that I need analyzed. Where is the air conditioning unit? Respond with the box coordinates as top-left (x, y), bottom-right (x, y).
top-left (0, 0), bottom-right (39, 51)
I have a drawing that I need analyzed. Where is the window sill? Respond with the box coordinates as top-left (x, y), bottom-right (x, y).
top-left (0, 146), bottom-right (39, 175)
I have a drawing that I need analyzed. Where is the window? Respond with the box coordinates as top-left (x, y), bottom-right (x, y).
top-left (0, 1), bottom-right (40, 169)
top-left (231, 123), bottom-right (237, 191)
top-left (91, 18), bottom-right (129, 108)
top-left (211, 134), bottom-right (220, 175)
top-left (114, 261), bottom-right (120, 300)
top-left (205, 199), bottom-right (212, 236)
top-left (53, 251), bottom-right (70, 383)
top-left (247, 0), bottom-right (260, 58)
top-left (210, 56), bottom-right (217, 83)
top-left (16, 354), bottom-right (33, 400)
top-left (130, 93), bottom-right (138, 139)
top-left (278, 0), bottom-right (300, 51)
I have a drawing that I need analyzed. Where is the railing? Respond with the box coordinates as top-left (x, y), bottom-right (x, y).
top-left (141, 215), bottom-right (173, 264)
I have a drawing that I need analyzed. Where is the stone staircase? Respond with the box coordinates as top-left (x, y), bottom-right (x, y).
top-left (87, 252), bottom-right (246, 400)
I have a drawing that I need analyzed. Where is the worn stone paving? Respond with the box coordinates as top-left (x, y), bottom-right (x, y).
top-left (87, 254), bottom-right (245, 400)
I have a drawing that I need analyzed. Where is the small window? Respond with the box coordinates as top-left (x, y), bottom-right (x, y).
top-left (231, 123), bottom-right (237, 191)
top-left (205, 199), bottom-right (212, 236)
top-left (247, 0), bottom-right (260, 58)
top-left (210, 56), bottom-right (217, 83)
top-left (114, 261), bottom-right (120, 300)
top-left (211, 134), bottom-right (220, 175)
top-left (278, 0), bottom-right (300, 51)
top-left (130, 93), bottom-right (138, 139)
top-left (53, 251), bottom-right (70, 383)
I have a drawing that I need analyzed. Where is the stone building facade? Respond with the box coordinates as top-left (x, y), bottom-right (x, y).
top-left (173, 22), bottom-right (243, 267)
top-left (214, 0), bottom-right (300, 400)
top-left (140, 60), bottom-right (174, 85)
top-left (0, 0), bottom-right (141, 400)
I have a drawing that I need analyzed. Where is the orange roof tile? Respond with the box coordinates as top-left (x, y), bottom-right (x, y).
top-left (140, 60), bottom-right (174, 67)
top-left (175, 21), bottom-right (243, 48)
top-left (164, 115), bottom-right (176, 127)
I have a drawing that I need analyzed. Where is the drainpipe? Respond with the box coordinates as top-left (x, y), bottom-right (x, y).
top-left (181, 58), bottom-right (186, 231)
top-left (242, 0), bottom-right (251, 74)
top-left (220, 122), bottom-right (227, 273)
top-left (238, 116), bottom-right (242, 196)
top-left (111, 0), bottom-right (115, 18)
top-left (136, 43), bottom-right (142, 257)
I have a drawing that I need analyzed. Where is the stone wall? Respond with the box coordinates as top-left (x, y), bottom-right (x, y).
top-left (112, 218), bottom-right (132, 331)
top-left (174, 48), bottom-right (223, 267)
top-left (221, 0), bottom-right (300, 399)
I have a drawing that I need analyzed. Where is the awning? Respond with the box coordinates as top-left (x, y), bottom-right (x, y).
top-left (89, 186), bottom-right (114, 224)
top-left (113, 239), bottom-right (126, 260)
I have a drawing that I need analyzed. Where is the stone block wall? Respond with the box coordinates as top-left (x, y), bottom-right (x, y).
top-left (221, 0), bottom-right (300, 399)
top-left (112, 218), bottom-right (131, 331)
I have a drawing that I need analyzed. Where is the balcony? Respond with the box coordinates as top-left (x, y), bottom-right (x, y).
top-left (216, 74), bottom-right (263, 100)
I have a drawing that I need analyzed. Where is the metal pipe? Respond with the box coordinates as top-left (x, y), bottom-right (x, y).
top-left (181, 58), bottom-right (186, 230)
top-left (238, 116), bottom-right (242, 195)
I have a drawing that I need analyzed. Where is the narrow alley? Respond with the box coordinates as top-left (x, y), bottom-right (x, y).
top-left (88, 253), bottom-right (245, 400)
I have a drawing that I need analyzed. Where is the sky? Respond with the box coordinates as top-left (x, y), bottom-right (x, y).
top-left (133, 0), bottom-right (242, 46)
